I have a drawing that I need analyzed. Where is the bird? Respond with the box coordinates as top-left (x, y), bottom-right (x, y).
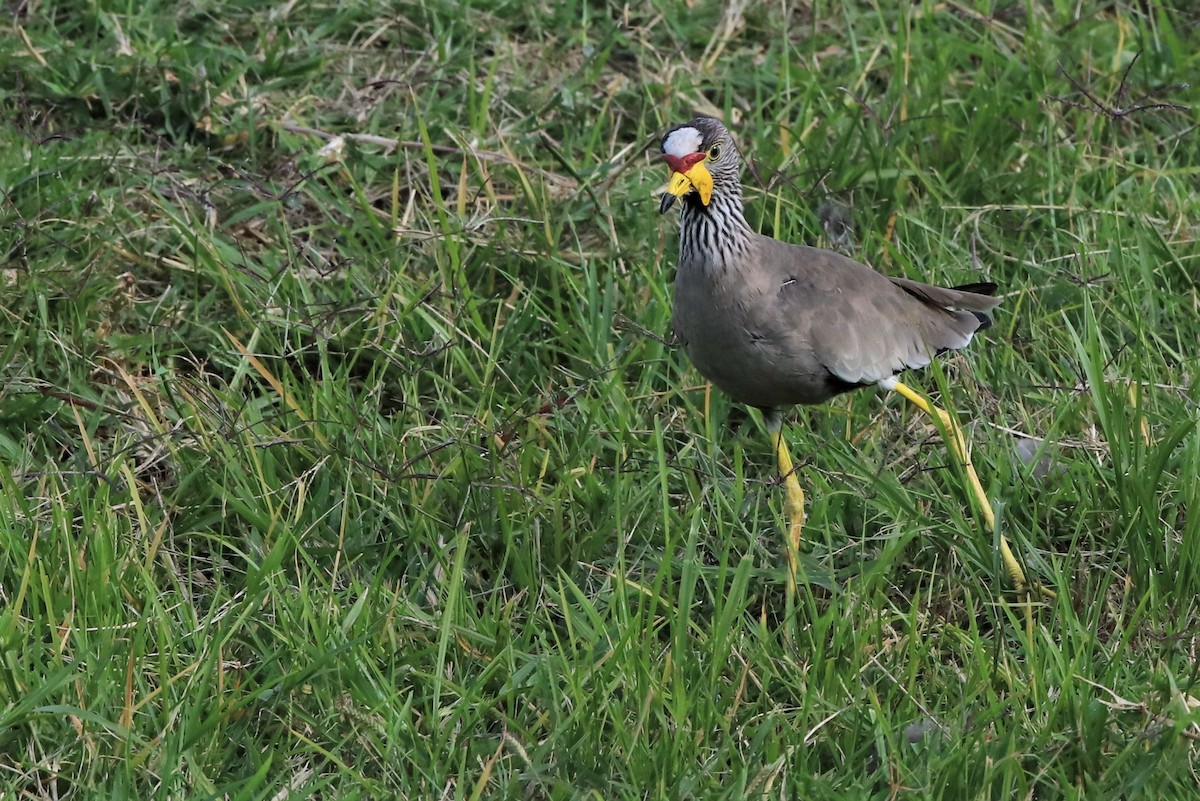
top-left (657, 115), bottom-right (1040, 603)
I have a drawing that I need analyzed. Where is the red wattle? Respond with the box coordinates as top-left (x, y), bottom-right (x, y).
top-left (663, 152), bottom-right (705, 173)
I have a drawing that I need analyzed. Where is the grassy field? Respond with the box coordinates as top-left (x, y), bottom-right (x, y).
top-left (2, 0), bottom-right (1199, 798)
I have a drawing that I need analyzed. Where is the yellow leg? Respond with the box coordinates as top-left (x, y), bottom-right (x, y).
top-left (888, 380), bottom-right (1053, 605)
top-left (766, 411), bottom-right (805, 598)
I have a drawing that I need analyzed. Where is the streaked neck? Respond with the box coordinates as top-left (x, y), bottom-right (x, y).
top-left (678, 183), bottom-right (752, 270)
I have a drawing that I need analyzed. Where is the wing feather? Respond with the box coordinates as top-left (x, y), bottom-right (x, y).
top-left (763, 240), bottom-right (998, 387)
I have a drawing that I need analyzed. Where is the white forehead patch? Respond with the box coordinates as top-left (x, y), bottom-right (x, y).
top-left (663, 127), bottom-right (703, 157)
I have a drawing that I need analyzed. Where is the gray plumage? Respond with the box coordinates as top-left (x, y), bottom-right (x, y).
top-left (662, 116), bottom-right (1000, 411)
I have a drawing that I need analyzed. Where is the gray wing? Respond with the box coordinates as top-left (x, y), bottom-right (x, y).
top-left (765, 241), bottom-right (999, 386)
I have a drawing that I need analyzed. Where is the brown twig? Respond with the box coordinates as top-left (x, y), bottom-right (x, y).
top-left (1052, 52), bottom-right (1189, 120)
top-left (278, 121), bottom-right (576, 188)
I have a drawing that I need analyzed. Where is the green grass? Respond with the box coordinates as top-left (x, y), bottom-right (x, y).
top-left (2, 0), bottom-right (1199, 798)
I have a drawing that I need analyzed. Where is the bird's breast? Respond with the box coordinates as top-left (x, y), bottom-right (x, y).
top-left (672, 261), bottom-right (837, 408)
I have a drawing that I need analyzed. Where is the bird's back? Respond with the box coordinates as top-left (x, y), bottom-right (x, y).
top-left (673, 233), bottom-right (998, 408)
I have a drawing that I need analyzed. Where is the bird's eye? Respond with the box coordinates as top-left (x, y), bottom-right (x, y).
top-left (708, 145), bottom-right (722, 160)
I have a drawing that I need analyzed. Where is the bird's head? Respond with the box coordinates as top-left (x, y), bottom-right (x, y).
top-left (659, 116), bottom-right (737, 214)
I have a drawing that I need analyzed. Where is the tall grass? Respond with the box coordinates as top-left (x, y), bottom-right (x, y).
top-left (2, 1), bottom-right (1198, 797)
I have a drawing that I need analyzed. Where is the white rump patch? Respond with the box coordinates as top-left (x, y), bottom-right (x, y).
top-left (663, 127), bottom-right (703, 157)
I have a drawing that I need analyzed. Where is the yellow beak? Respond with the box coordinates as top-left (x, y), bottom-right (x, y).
top-left (663, 160), bottom-right (713, 208)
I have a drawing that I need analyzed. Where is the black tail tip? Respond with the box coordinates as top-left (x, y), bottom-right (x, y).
top-left (952, 282), bottom-right (998, 330)
top-left (952, 281), bottom-right (999, 297)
